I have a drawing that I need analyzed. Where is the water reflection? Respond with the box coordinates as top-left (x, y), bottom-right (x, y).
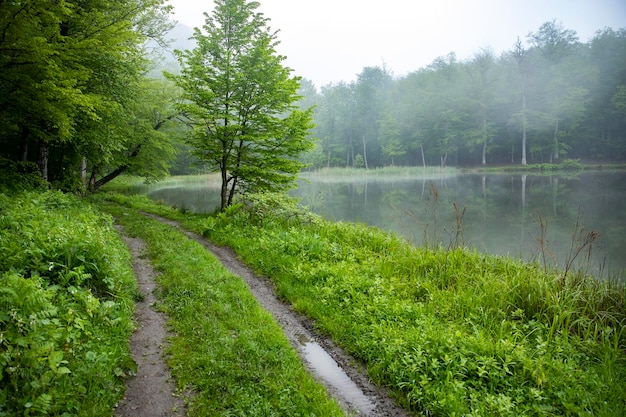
top-left (296, 333), bottom-right (375, 414)
top-left (291, 172), bottom-right (626, 278)
top-left (132, 172), bottom-right (626, 278)
top-left (133, 183), bottom-right (222, 214)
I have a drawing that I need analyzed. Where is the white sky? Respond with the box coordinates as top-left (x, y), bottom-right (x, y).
top-left (168, 0), bottom-right (626, 88)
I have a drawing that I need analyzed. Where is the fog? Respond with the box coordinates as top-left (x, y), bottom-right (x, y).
top-left (294, 22), bottom-right (626, 168)
top-left (168, 0), bottom-right (626, 87)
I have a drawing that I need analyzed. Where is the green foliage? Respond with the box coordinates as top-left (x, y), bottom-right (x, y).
top-left (0, 0), bottom-right (176, 189)
top-left (353, 154), bottom-right (365, 168)
top-left (0, 158), bottom-right (48, 194)
top-left (233, 192), bottom-right (322, 227)
top-left (181, 193), bottom-right (625, 416)
top-left (167, 0), bottom-right (314, 210)
top-left (301, 26), bottom-right (626, 168)
top-left (0, 191), bottom-right (137, 416)
top-left (98, 201), bottom-right (344, 416)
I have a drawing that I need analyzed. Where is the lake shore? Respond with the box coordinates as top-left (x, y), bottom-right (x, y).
top-left (104, 191), bottom-right (626, 416)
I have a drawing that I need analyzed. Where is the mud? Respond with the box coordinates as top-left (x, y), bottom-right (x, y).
top-left (115, 229), bottom-right (186, 417)
top-left (141, 213), bottom-right (412, 417)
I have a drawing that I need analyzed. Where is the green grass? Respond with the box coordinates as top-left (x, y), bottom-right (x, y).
top-left (475, 159), bottom-right (626, 174)
top-left (0, 191), bottom-right (138, 416)
top-left (97, 200), bottom-right (345, 417)
top-left (301, 166), bottom-right (457, 182)
top-left (103, 173), bottom-right (222, 194)
top-left (105, 191), bottom-right (626, 416)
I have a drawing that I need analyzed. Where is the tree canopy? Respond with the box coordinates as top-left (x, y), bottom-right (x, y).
top-left (167, 0), bottom-right (314, 210)
top-left (300, 23), bottom-right (626, 168)
top-left (0, 0), bottom-right (177, 191)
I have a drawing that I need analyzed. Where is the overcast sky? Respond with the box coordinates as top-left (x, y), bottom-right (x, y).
top-left (168, 0), bottom-right (626, 88)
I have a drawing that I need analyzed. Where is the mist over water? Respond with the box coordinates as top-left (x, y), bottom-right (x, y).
top-left (136, 171), bottom-right (626, 279)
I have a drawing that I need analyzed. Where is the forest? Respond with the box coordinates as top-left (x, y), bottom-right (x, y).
top-left (296, 22), bottom-right (626, 169)
top-left (1, 0), bottom-right (625, 190)
top-left (0, 0), bottom-right (177, 192)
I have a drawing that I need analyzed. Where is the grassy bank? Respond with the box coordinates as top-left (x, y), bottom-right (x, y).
top-left (0, 191), bottom-right (138, 416)
top-left (106, 192), bottom-right (626, 416)
top-left (465, 159), bottom-right (626, 174)
top-left (301, 166), bottom-right (457, 183)
top-left (96, 200), bottom-right (345, 416)
top-left (1, 188), bottom-right (344, 416)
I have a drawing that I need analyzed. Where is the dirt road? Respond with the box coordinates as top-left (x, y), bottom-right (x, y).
top-left (117, 213), bottom-right (411, 417)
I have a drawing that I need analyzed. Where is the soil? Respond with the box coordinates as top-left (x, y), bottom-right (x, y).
top-left (116, 213), bottom-right (411, 417)
top-left (114, 229), bottom-right (186, 417)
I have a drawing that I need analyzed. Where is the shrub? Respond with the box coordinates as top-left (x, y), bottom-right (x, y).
top-left (0, 191), bottom-right (137, 416)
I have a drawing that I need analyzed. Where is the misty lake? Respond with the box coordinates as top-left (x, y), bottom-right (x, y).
top-left (134, 171), bottom-right (626, 279)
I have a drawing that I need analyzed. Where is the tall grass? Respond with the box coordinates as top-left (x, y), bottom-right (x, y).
top-left (106, 191), bottom-right (626, 416)
top-left (300, 166), bottom-right (457, 183)
top-left (197, 193), bottom-right (626, 416)
top-left (103, 173), bottom-right (222, 193)
top-left (98, 199), bottom-right (345, 416)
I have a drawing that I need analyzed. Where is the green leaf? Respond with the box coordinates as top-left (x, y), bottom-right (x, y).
top-left (56, 367), bottom-right (71, 375)
top-left (48, 350), bottom-right (64, 370)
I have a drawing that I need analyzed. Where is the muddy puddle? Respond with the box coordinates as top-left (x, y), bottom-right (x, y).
top-left (297, 333), bottom-right (375, 414)
top-left (143, 213), bottom-right (412, 417)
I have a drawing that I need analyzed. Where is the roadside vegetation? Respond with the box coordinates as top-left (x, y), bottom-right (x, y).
top-left (0, 191), bottom-right (138, 416)
top-left (96, 199), bottom-right (345, 416)
top-left (106, 191), bottom-right (626, 416)
top-left (1, 188), bottom-right (344, 416)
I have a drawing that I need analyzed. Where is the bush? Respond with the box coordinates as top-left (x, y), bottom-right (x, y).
top-left (0, 158), bottom-right (48, 194)
top-left (0, 191), bottom-right (137, 416)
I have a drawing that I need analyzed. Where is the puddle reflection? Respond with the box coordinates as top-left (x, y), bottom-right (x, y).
top-left (297, 334), bottom-right (375, 413)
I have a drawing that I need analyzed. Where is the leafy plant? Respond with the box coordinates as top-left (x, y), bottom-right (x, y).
top-left (0, 191), bottom-right (137, 416)
top-left (104, 191), bottom-right (626, 416)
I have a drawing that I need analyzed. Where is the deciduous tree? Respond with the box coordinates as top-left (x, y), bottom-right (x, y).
top-left (168, 0), bottom-right (314, 210)
top-left (0, 0), bottom-right (175, 190)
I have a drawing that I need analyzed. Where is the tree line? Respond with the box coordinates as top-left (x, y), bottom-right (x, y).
top-left (1, 0), bottom-right (313, 210)
top-left (0, 0), bottom-right (179, 192)
top-left (2, 1), bottom-right (625, 199)
top-left (299, 22), bottom-right (626, 169)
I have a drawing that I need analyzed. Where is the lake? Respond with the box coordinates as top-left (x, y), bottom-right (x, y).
top-left (134, 171), bottom-right (626, 279)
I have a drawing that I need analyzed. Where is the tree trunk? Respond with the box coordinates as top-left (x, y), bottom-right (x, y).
top-left (227, 176), bottom-right (238, 208)
top-left (220, 162), bottom-right (228, 211)
top-left (481, 112), bottom-right (487, 166)
top-left (552, 119), bottom-right (560, 161)
top-left (93, 165), bottom-right (129, 190)
top-left (521, 92), bottom-right (527, 166)
top-left (362, 134), bottom-right (368, 169)
top-left (37, 140), bottom-right (49, 181)
top-left (89, 168), bottom-right (98, 192)
top-left (420, 144), bottom-right (426, 168)
top-left (91, 144), bottom-right (142, 191)
top-left (80, 157), bottom-right (87, 190)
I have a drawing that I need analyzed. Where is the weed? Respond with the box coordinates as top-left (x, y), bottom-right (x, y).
top-left (531, 208), bottom-right (602, 280)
